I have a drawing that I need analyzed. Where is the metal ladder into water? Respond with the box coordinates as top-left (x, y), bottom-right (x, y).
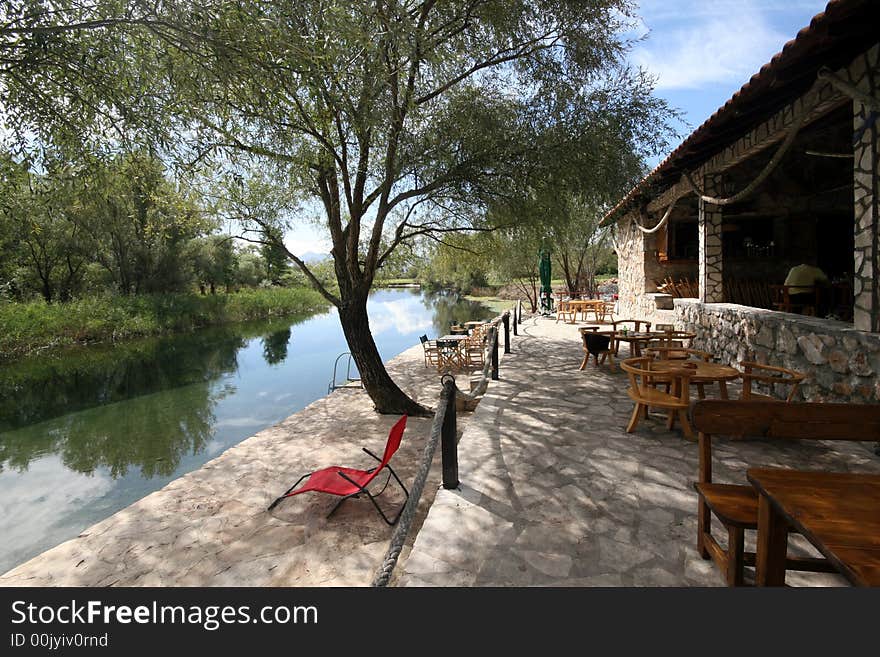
top-left (328, 352), bottom-right (363, 393)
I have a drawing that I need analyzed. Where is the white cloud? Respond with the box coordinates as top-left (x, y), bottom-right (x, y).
top-left (629, 1), bottom-right (800, 90)
top-left (0, 455), bottom-right (113, 569)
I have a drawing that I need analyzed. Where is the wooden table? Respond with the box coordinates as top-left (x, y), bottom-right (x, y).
top-left (613, 331), bottom-right (662, 357)
top-left (614, 330), bottom-right (697, 357)
top-left (650, 359), bottom-right (740, 399)
top-left (747, 467), bottom-right (880, 587)
top-left (566, 299), bottom-right (605, 322)
top-left (435, 334), bottom-right (469, 371)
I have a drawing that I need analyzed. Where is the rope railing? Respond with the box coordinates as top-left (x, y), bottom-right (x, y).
top-left (371, 312), bottom-right (510, 587)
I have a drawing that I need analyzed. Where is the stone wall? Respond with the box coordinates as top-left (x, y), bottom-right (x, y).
top-left (615, 212), bottom-right (645, 319)
top-left (674, 299), bottom-right (880, 403)
top-left (850, 44), bottom-right (880, 331)
top-left (698, 174), bottom-right (724, 303)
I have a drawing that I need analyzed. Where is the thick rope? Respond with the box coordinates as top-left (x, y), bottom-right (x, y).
top-left (630, 196), bottom-right (680, 235)
top-left (370, 313), bottom-right (508, 587)
top-left (685, 105), bottom-right (807, 206)
top-left (818, 66), bottom-right (880, 113)
top-left (371, 378), bottom-right (452, 587)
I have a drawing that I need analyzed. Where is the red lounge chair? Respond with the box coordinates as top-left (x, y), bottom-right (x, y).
top-left (267, 415), bottom-right (409, 525)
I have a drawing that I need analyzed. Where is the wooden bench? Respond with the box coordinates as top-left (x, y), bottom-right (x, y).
top-left (692, 399), bottom-right (880, 586)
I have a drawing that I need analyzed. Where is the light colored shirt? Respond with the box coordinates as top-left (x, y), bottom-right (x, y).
top-left (784, 264), bottom-right (828, 295)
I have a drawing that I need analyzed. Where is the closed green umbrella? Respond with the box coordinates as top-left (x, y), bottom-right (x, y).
top-left (539, 249), bottom-right (553, 314)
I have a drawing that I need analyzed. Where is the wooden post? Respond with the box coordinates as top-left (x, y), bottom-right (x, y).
top-left (440, 378), bottom-right (458, 489)
top-left (512, 305), bottom-right (518, 336)
top-left (503, 312), bottom-right (511, 353)
top-left (491, 327), bottom-right (499, 380)
top-left (517, 299), bottom-right (523, 324)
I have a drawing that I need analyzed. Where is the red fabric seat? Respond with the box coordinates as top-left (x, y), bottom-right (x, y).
top-left (267, 415), bottom-right (409, 525)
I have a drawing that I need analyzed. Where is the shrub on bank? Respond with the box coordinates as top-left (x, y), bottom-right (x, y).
top-left (0, 287), bottom-right (329, 361)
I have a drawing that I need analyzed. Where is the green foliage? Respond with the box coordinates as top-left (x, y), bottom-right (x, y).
top-left (419, 234), bottom-right (491, 293)
top-left (0, 0), bottom-right (678, 410)
top-left (186, 234), bottom-right (238, 294)
top-left (0, 287), bottom-right (328, 362)
top-left (74, 151), bottom-right (209, 294)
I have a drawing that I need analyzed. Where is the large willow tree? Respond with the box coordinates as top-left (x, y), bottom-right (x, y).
top-left (1, 1), bottom-right (674, 415)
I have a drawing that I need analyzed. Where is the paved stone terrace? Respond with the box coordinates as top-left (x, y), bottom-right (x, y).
top-left (397, 315), bottom-right (880, 586)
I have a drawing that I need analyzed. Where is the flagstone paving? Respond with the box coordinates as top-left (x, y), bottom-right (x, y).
top-left (396, 315), bottom-right (880, 586)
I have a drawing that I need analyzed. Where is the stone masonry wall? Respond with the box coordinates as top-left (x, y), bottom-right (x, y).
top-left (675, 298), bottom-right (880, 403)
top-left (615, 211), bottom-right (645, 319)
top-left (850, 44), bottom-right (880, 331)
top-left (698, 174), bottom-right (724, 303)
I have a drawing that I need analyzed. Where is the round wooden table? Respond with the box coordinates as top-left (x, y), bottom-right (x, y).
top-left (651, 360), bottom-right (741, 399)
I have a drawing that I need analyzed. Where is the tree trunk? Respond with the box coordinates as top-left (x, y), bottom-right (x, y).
top-left (338, 292), bottom-right (432, 417)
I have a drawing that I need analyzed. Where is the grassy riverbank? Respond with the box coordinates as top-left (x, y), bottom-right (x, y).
top-left (463, 295), bottom-right (516, 314)
top-left (0, 287), bottom-right (329, 362)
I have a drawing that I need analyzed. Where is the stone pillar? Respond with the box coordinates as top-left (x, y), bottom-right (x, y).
top-left (698, 174), bottom-right (724, 303)
top-left (852, 45), bottom-right (880, 332)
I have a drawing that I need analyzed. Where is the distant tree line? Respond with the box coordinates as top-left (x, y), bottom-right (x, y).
top-left (0, 152), bottom-right (301, 302)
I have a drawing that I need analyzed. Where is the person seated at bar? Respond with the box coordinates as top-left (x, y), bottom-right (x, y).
top-left (782, 262), bottom-right (828, 314)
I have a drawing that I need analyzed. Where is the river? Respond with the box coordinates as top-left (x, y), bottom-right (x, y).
top-left (0, 287), bottom-right (495, 573)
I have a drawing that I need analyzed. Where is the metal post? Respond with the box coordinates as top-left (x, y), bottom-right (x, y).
top-left (512, 304), bottom-right (518, 336)
top-left (517, 298), bottom-right (523, 324)
top-left (440, 377), bottom-right (458, 489)
top-left (491, 327), bottom-right (499, 380)
top-left (503, 312), bottom-right (511, 354)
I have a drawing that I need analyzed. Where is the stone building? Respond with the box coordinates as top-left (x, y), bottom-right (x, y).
top-left (602, 0), bottom-right (879, 403)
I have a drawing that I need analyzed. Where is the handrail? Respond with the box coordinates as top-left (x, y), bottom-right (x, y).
top-left (371, 312), bottom-right (509, 587)
top-left (328, 352), bottom-right (362, 393)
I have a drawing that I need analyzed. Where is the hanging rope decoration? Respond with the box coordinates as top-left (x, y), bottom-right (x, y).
top-left (631, 195), bottom-right (680, 234)
top-left (626, 64), bottom-right (875, 229)
top-left (684, 107), bottom-right (807, 206)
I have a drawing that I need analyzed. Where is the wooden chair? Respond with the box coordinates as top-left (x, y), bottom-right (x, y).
top-left (579, 330), bottom-right (616, 372)
top-left (738, 361), bottom-right (804, 401)
top-left (770, 284), bottom-right (820, 316)
top-left (610, 319), bottom-right (652, 355)
top-left (419, 335), bottom-right (439, 368)
top-left (693, 400), bottom-right (880, 586)
top-left (463, 334), bottom-right (485, 368)
top-left (598, 300), bottom-right (616, 322)
top-left (555, 299), bottom-right (574, 324)
top-left (620, 357), bottom-right (694, 438)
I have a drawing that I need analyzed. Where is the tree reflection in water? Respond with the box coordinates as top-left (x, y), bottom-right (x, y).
top-left (0, 322), bottom-right (291, 478)
top-left (422, 289), bottom-right (495, 336)
top-left (261, 328), bottom-right (291, 366)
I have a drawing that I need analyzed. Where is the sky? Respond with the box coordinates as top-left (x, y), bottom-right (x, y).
top-left (284, 0), bottom-right (832, 258)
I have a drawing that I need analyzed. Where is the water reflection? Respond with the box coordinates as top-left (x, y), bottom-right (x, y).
top-left (262, 328), bottom-right (291, 366)
top-left (0, 288), bottom-right (494, 573)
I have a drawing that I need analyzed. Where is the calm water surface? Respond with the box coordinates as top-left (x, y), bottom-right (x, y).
top-left (0, 288), bottom-right (494, 573)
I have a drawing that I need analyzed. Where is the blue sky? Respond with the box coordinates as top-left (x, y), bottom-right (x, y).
top-left (630, 0), bottom-right (830, 168)
top-left (284, 0), bottom-right (831, 257)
